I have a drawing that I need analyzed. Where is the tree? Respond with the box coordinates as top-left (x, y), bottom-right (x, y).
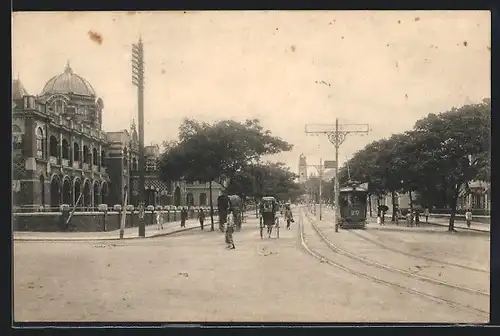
top-left (226, 161), bottom-right (301, 202)
top-left (159, 118), bottom-right (293, 230)
top-left (408, 100), bottom-right (490, 231)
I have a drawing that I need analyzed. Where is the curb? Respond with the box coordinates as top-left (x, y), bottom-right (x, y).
top-left (13, 224), bottom-right (207, 242)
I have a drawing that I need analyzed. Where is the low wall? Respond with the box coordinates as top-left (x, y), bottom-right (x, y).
top-left (13, 209), bottom-right (220, 233)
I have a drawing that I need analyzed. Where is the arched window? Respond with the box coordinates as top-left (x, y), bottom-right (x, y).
top-left (101, 150), bottom-right (106, 167)
top-left (92, 147), bottom-right (98, 165)
top-left (83, 145), bottom-right (89, 164)
top-left (49, 136), bottom-right (58, 157)
top-left (62, 139), bottom-right (69, 159)
top-left (73, 142), bottom-right (80, 161)
top-left (36, 127), bottom-right (44, 158)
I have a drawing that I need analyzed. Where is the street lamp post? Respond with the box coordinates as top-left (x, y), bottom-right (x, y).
top-left (305, 118), bottom-right (370, 232)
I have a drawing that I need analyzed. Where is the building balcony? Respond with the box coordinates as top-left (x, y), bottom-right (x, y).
top-left (72, 161), bottom-right (80, 169)
top-left (92, 165), bottom-right (99, 173)
top-left (100, 167), bottom-right (107, 174)
top-left (83, 163), bottom-right (90, 171)
top-left (49, 156), bottom-right (58, 165)
top-left (61, 158), bottom-right (69, 167)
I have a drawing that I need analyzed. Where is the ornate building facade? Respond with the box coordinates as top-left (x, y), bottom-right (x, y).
top-left (12, 63), bottom-right (224, 211)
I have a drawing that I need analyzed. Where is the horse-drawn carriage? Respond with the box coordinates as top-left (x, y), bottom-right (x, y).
top-left (259, 196), bottom-right (280, 239)
top-left (217, 194), bottom-right (243, 232)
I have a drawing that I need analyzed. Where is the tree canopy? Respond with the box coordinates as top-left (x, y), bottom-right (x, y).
top-left (159, 118), bottom-right (293, 187)
top-left (338, 99), bottom-right (491, 231)
top-left (226, 161), bottom-right (303, 202)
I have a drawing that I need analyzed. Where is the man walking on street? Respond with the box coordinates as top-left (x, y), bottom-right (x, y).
top-left (424, 207), bottom-right (430, 223)
top-left (180, 207), bottom-right (188, 228)
top-left (284, 205), bottom-right (294, 230)
top-left (225, 209), bottom-right (236, 249)
top-left (157, 210), bottom-right (163, 230)
top-left (465, 209), bottom-right (472, 228)
top-left (198, 208), bottom-right (205, 230)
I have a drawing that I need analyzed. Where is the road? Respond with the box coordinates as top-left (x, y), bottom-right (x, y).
top-left (13, 207), bottom-right (489, 323)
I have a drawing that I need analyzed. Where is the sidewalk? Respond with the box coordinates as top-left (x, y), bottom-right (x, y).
top-left (312, 207), bottom-right (490, 234)
top-left (13, 218), bottom-right (208, 242)
top-left (381, 214), bottom-right (490, 233)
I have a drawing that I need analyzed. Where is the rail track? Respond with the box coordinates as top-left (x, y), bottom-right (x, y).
top-left (298, 208), bottom-right (489, 319)
top-left (347, 229), bottom-right (489, 274)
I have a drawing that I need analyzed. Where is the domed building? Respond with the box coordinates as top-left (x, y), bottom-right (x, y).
top-left (12, 62), bottom-right (218, 224)
top-left (12, 62), bottom-right (131, 211)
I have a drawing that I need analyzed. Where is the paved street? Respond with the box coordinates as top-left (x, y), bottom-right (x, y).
top-left (14, 207), bottom-right (489, 323)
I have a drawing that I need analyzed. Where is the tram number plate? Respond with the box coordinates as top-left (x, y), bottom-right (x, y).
top-left (350, 210), bottom-right (360, 216)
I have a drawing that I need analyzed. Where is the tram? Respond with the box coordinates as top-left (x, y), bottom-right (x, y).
top-left (338, 185), bottom-right (368, 229)
top-left (217, 195), bottom-right (243, 231)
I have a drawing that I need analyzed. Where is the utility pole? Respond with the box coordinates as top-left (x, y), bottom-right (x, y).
top-left (305, 119), bottom-right (370, 232)
top-left (307, 158), bottom-right (325, 220)
top-left (132, 37), bottom-right (146, 237)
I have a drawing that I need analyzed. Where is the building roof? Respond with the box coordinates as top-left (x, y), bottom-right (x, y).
top-left (12, 79), bottom-right (29, 100)
top-left (41, 62), bottom-right (96, 97)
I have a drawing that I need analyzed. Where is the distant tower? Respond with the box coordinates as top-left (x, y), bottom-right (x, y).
top-left (298, 154), bottom-right (308, 183)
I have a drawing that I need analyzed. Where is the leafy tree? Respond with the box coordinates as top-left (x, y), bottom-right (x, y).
top-left (408, 100), bottom-right (490, 231)
top-left (159, 118), bottom-right (293, 230)
top-left (226, 161), bottom-right (301, 202)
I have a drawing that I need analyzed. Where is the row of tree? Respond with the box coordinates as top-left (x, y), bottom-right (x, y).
top-left (158, 118), bottom-right (301, 229)
top-left (336, 99), bottom-right (491, 231)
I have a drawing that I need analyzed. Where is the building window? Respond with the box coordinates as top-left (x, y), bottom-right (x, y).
top-left (83, 145), bottom-right (90, 164)
top-left (36, 127), bottom-right (44, 158)
top-left (62, 139), bottom-right (69, 159)
top-left (146, 158), bottom-right (157, 172)
top-left (92, 147), bottom-right (98, 165)
top-left (73, 142), bottom-right (80, 161)
top-left (101, 150), bottom-right (106, 167)
top-left (49, 136), bottom-right (58, 157)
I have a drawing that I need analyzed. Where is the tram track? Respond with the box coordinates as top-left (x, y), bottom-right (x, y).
top-left (298, 208), bottom-right (489, 319)
top-left (347, 229), bottom-right (489, 274)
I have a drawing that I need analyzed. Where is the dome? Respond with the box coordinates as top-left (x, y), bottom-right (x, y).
top-left (41, 62), bottom-right (96, 96)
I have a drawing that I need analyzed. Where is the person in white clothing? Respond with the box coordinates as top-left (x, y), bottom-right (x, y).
top-left (465, 209), bottom-right (472, 228)
top-left (156, 211), bottom-right (163, 230)
top-left (225, 209), bottom-right (235, 249)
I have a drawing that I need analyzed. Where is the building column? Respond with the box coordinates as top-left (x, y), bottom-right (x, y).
top-left (59, 132), bottom-right (63, 165)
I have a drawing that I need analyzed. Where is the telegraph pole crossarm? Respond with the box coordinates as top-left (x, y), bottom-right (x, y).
top-left (305, 118), bottom-right (370, 232)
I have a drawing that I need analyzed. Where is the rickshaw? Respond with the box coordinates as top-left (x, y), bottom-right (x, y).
top-left (259, 196), bottom-right (279, 239)
top-left (217, 195), bottom-right (243, 232)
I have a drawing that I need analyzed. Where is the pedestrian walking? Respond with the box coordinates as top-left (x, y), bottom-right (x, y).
top-left (465, 209), bottom-right (472, 228)
top-left (156, 210), bottom-right (163, 230)
top-left (225, 209), bottom-right (235, 250)
top-left (406, 211), bottom-right (412, 227)
top-left (198, 208), bottom-right (205, 230)
top-left (180, 207), bottom-right (188, 228)
top-left (424, 208), bottom-right (429, 223)
top-left (284, 205), bottom-right (294, 230)
top-left (394, 208), bottom-right (400, 226)
top-left (377, 215), bottom-right (382, 226)
top-left (415, 210), bottom-right (420, 227)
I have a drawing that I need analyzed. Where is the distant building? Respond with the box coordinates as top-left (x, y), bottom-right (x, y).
top-left (298, 154), bottom-right (308, 183)
top-left (12, 63), bottom-right (221, 211)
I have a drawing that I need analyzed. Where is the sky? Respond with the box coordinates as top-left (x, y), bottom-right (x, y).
top-left (12, 11), bottom-right (490, 174)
